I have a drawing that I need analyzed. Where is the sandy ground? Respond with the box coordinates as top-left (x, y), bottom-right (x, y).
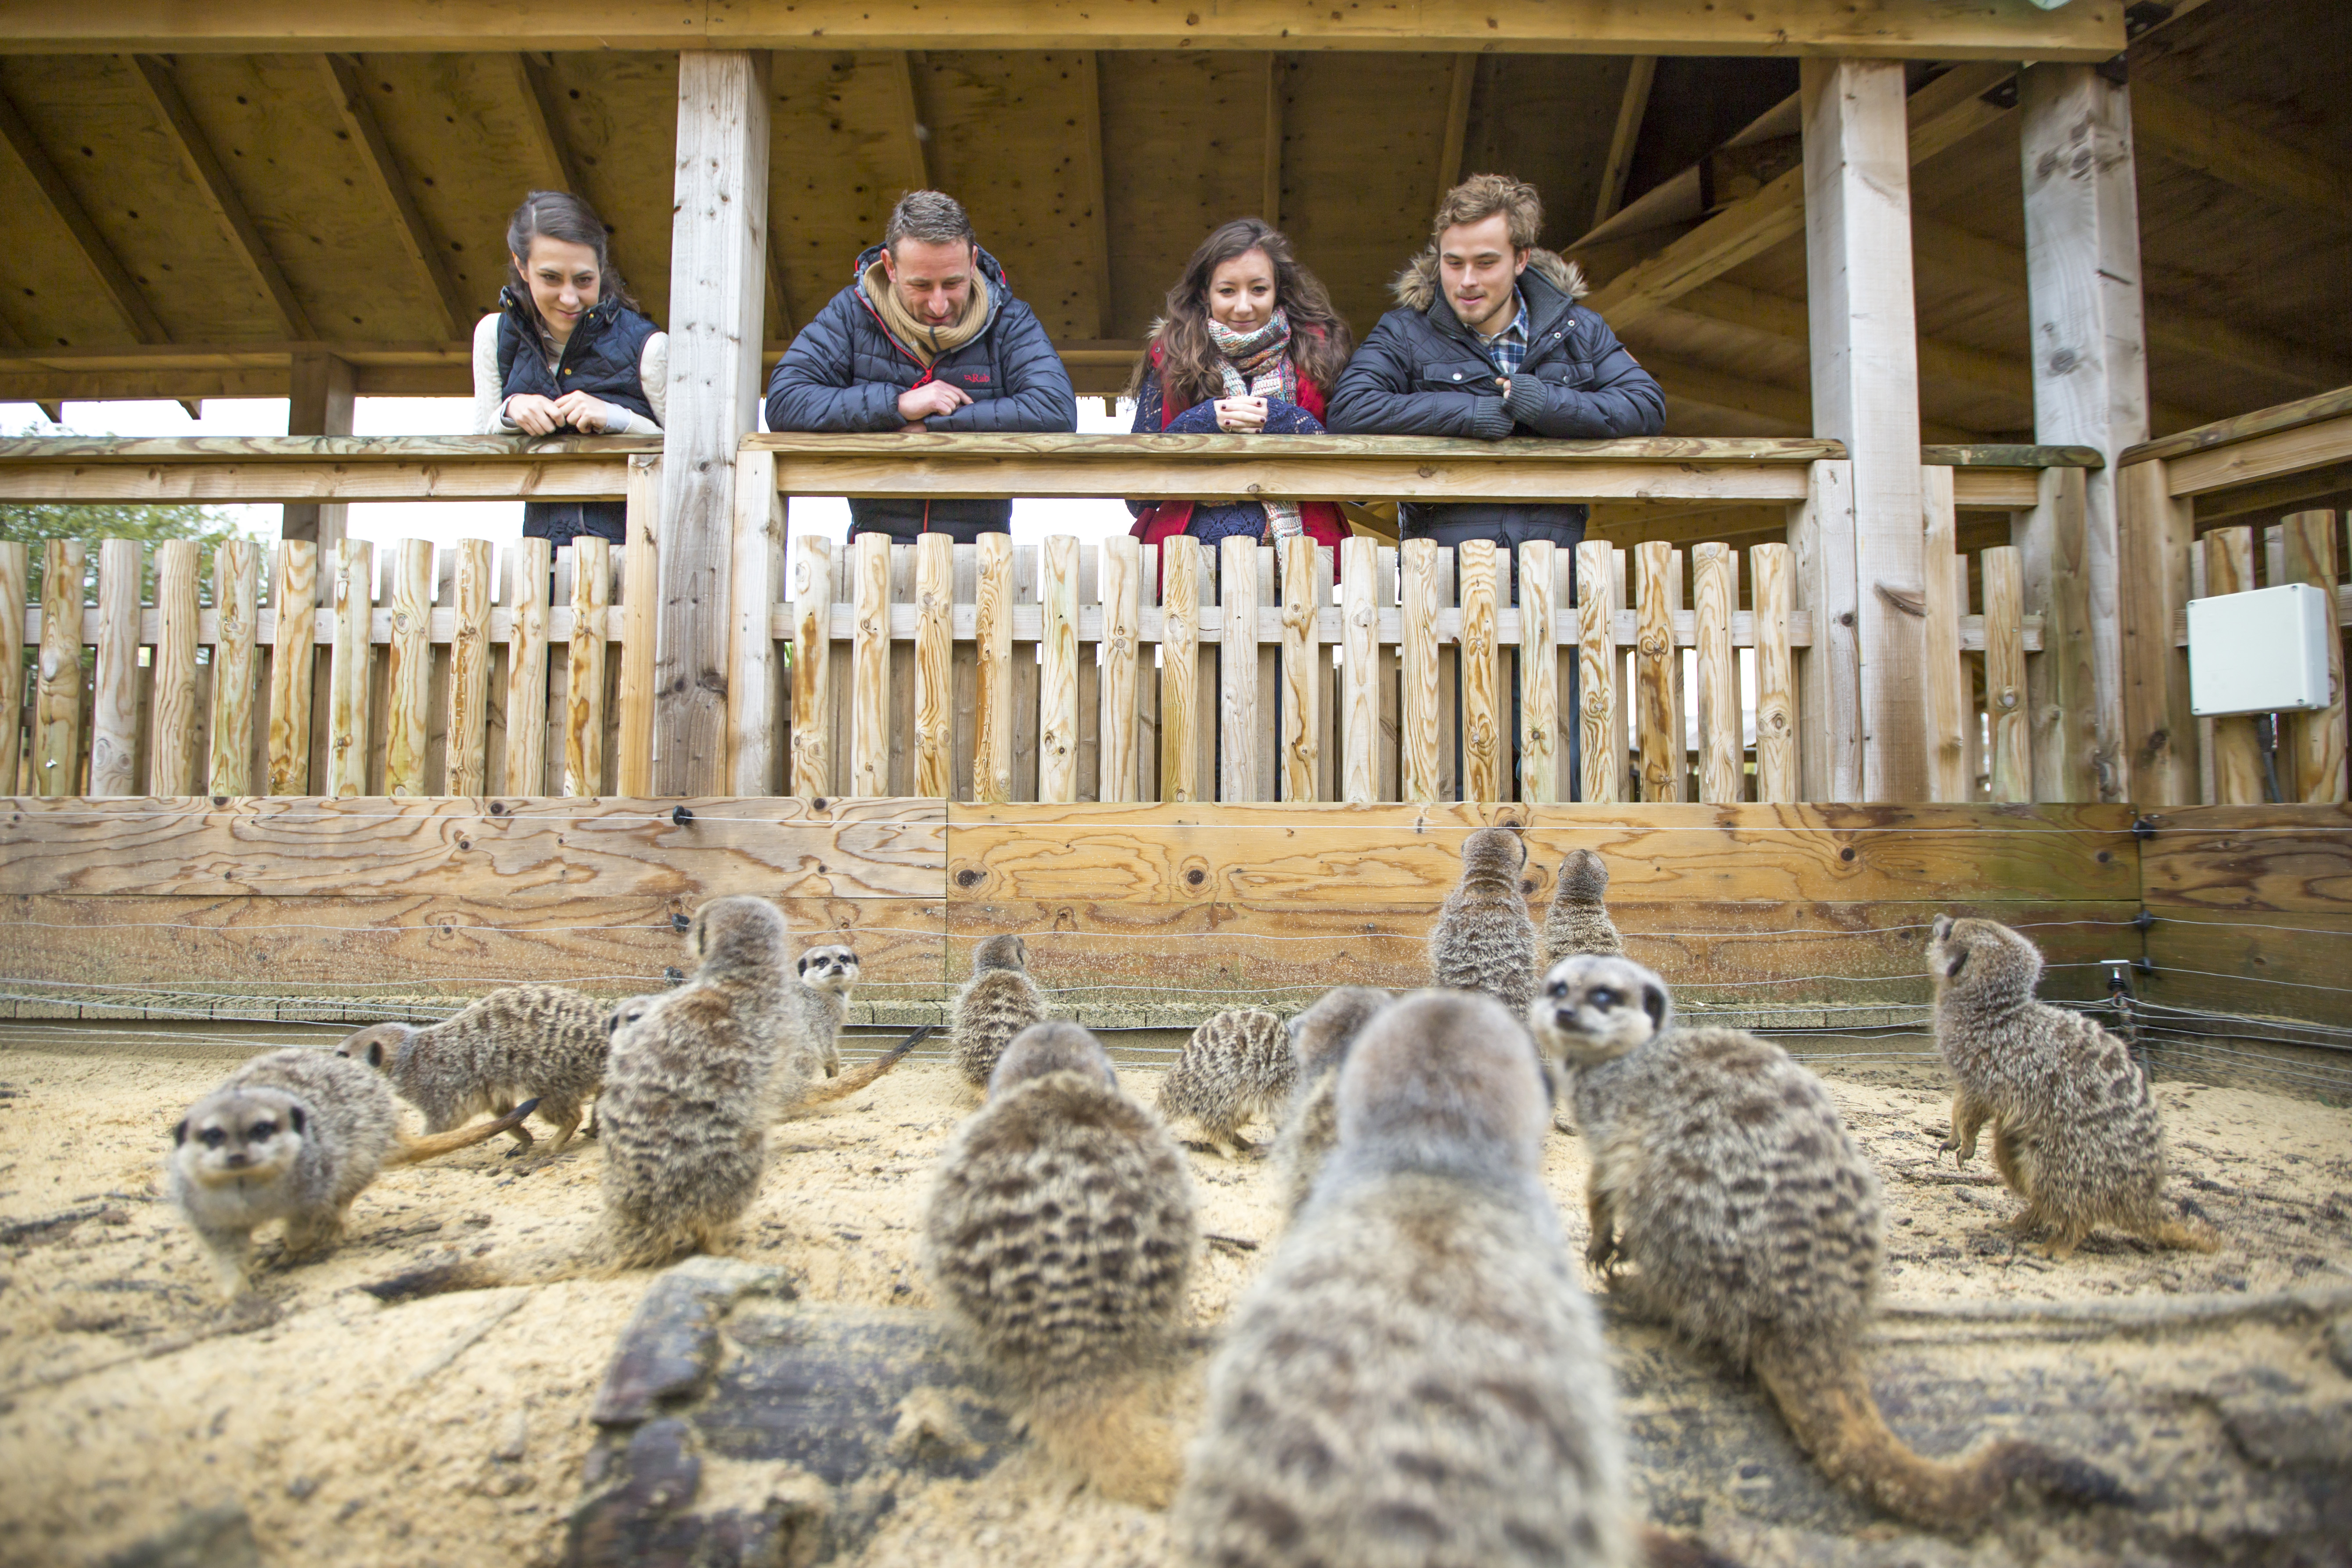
top-left (0, 1037), bottom-right (2346, 1568)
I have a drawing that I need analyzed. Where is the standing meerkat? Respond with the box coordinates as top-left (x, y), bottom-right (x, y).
top-left (334, 984), bottom-right (608, 1157)
top-left (1155, 1006), bottom-right (1292, 1156)
top-left (1532, 953), bottom-right (2120, 1532)
top-left (1544, 845), bottom-right (1624, 965)
top-left (595, 896), bottom-right (789, 1271)
top-left (1929, 915), bottom-right (2217, 1260)
top-left (1175, 990), bottom-right (1633, 1568)
top-left (949, 934), bottom-right (1047, 1090)
top-left (169, 1049), bottom-right (536, 1300)
top-left (1429, 825), bottom-right (1541, 1014)
top-left (1269, 986), bottom-right (1392, 1216)
top-left (762, 943), bottom-right (915, 1118)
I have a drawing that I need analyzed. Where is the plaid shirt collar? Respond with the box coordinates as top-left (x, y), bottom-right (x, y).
top-left (1472, 288), bottom-right (1531, 376)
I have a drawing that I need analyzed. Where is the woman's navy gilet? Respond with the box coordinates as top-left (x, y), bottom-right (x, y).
top-left (496, 286), bottom-right (660, 544)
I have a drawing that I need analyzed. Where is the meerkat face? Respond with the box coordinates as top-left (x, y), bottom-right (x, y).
top-left (173, 1088), bottom-right (306, 1188)
top-left (333, 1022), bottom-right (410, 1071)
top-left (972, 934), bottom-right (1027, 975)
top-left (796, 945), bottom-right (860, 996)
top-left (608, 996), bottom-right (655, 1041)
top-left (1530, 955), bottom-right (1670, 1068)
top-left (988, 1021), bottom-right (1116, 1097)
top-left (1927, 914), bottom-right (2041, 995)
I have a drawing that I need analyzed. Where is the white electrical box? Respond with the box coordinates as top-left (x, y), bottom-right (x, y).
top-left (2186, 583), bottom-right (2335, 717)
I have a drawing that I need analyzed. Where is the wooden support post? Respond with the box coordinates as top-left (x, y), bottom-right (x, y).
top-left (1099, 534), bottom-right (1142, 803)
top-left (150, 539), bottom-right (200, 795)
top-left (2021, 62), bottom-right (2150, 803)
top-left (0, 541), bottom-right (23, 794)
top-left (282, 350), bottom-right (354, 549)
top-left (654, 50), bottom-right (770, 795)
top-left (384, 537), bottom-right (433, 796)
top-left (1278, 536), bottom-right (1320, 802)
top-left (1789, 459), bottom-right (1860, 801)
top-left (1158, 535), bottom-right (1200, 805)
top-left (1635, 540), bottom-right (1682, 802)
top-left (446, 539), bottom-right (493, 796)
top-left (1981, 545), bottom-right (2032, 804)
top-left (911, 532), bottom-right (954, 799)
top-left (326, 538), bottom-right (374, 798)
top-left (33, 539), bottom-right (83, 797)
top-left (1921, 465), bottom-right (1967, 800)
top-left (617, 455), bottom-right (661, 796)
top-left (1803, 58), bottom-right (1924, 802)
top-left (1218, 536), bottom-right (1259, 802)
top-left (1457, 539), bottom-right (1501, 802)
top-left (788, 533), bottom-right (834, 799)
top-left (973, 532), bottom-right (1014, 804)
top-left (724, 447), bottom-right (783, 796)
top-left (1038, 535), bottom-right (1081, 803)
top-left (87, 539), bottom-right (140, 797)
top-left (1400, 539), bottom-right (1441, 804)
top-left (1751, 541), bottom-right (1797, 802)
top-left (567, 537), bottom-right (611, 796)
top-left (850, 530), bottom-right (891, 796)
top-left (1692, 541), bottom-right (1741, 802)
top-left (265, 541), bottom-right (316, 795)
top-left (2200, 527), bottom-right (2263, 805)
top-left (1575, 538), bottom-right (1618, 804)
top-left (2279, 510), bottom-right (2347, 802)
top-left (1340, 536), bottom-right (1377, 803)
top-left (2017, 466), bottom-right (2098, 801)
top-left (1261, 54), bottom-right (1283, 229)
top-left (504, 537), bottom-right (551, 797)
top-left (1518, 539), bottom-right (1557, 804)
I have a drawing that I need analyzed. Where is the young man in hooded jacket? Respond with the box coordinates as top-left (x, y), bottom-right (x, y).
top-left (765, 190), bottom-right (1079, 542)
top-left (1328, 173), bottom-right (1664, 552)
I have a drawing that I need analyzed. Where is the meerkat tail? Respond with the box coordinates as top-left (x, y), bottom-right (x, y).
top-left (788, 1025), bottom-right (931, 1113)
top-left (1025, 1371), bottom-right (1187, 1509)
top-left (383, 1097), bottom-right (543, 1167)
top-left (2149, 1211), bottom-right (2222, 1253)
top-left (1750, 1328), bottom-right (2123, 1530)
top-left (1636, 1527), bottom-right (1747, 1568)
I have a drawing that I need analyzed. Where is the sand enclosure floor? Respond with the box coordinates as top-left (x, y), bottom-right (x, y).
top-left (0, 1029), bottom-right (2348, 1567)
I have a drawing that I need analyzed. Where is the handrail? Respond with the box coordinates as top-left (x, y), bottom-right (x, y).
top-left (2119, 385), bottom-right (2352, 468)
top-left (0, 434), bottom-right (658, 503)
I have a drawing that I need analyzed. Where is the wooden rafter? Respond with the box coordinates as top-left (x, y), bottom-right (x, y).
top-left (0, 84), bottom-right (169, 345)
top-left (1592, 56), bottom-right (1656, 229)
top-left (1435, 54), bottom-right (1474, 209)
top-left (2131, 81), bottom-right (2352, 227)
top-left (317, 54), bottom-right (471, 340)
top-left (1261, 54), bottom-right (1282, 228)
top-left (511, 52), bottom-right (589, 197)
top-left (126, 53), bottom-right (312, 339)
top-left (1079, 52), bottom-right (1114, 340)
top-left (887, 52), bottom-right (930, 195)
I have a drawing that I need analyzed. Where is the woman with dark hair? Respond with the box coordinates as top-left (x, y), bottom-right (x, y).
top-left (470, 190), bottom-right (665, 545)
top-left (1127, 219), bottom-right (1352, 551)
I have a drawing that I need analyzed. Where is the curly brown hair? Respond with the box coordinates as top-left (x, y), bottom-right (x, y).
top-left (1431, 173), bottom-right (1543, 251)
top-left (1128, 218), bottom-right (1353, 412)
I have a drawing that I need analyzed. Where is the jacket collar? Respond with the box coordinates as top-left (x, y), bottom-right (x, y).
top-left (1390, 246), bottom-right (1588, 345)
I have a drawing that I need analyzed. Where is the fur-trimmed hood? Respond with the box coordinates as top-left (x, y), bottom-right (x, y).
top-left (1390, 245), bottom-right (1588, 313)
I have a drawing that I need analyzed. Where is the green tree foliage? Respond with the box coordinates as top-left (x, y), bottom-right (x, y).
top-left (0, 501), bottom-right (255, 604)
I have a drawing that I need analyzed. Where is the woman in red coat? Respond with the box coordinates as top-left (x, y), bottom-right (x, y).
top-left (1127, 218), bottom-right (1354, 552)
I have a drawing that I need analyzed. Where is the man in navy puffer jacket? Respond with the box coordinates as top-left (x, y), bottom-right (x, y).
top-left (765, 190), bottom-right (1078, 541)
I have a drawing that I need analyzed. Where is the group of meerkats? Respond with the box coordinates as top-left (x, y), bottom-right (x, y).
top-left (161, 825), bottom-right (2219, 1564)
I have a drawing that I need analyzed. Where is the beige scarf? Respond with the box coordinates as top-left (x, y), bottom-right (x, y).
top-left (862, 255), bottom-right (991, 367)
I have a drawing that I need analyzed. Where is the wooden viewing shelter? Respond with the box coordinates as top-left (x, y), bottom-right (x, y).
top-left (0, 0), bottom-right (2344, 1033)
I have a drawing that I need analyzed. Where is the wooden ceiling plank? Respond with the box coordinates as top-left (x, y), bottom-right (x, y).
top-left (888, 51), bottom-right (930, 194)
top-left (1591, 56), bottom-right (1656, 230)
top-left (1261, 53), bottom-right (1282, 228)
top-left (126, 54), bottom-right (312, 340)
top-left (512, 52), bottom-right (590, 198)
top-left (0, 86), bottom-right (170, 344)
top-left (1435, 54), bottom-right (1475, 207)
top-left (1079, 53), bottom-right (1114, 340)
top-left (318, 53), bottom-right (471, 340)
top-left (2131, 81), bottom-right (2352, 227)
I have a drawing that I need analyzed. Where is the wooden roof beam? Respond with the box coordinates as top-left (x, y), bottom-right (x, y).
top-left (126, 54), bottom-right (312, 340)
top-left (887, 52), bottom-right (930, 195)
top-left (1078, 53), bottom-right (1114, 341)
top-left (510, 52), bottom-right (589, 198)
top-left (1591, 57), bottom-right (1656, 229)
top-left (1261, 54), bottom-right (1282, 229)
top-left (318, 54), bottom-right (471, 340)
top-left (2130, 81), bottom-right (2352, 227)
top-left (1435, 54), bottom-right (1474, 209)
top-left (0, 85), bottom-right (170, 345)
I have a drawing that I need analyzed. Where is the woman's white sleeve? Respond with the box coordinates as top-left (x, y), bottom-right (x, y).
top-left (471, 314), bottom-right (514, 433)
top-left (633, 332), bottom-right (669, 432)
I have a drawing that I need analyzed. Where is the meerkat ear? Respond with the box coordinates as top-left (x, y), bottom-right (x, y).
top-left (1932, 913), bottom-right (1953, 942)
top-left (173, 1118), bottom-right (188, 1146)
top-left (1641, 983), bottom-right (1669, 1032)
top-left (1945, 949), bottom-right (1969, 979)
top-left (288, 1105), bottom-right (306, 1135)
top-left (797, 952), bottom-right (816, 976)
top-left (367, 1040), bottom-right (386, 1068)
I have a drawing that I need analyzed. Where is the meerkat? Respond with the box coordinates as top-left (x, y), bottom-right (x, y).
top-left (1269, 986), bottom-right (1392, 1216)
top-left (1544, 845), bottom-right (1625, 965)
top-left (169, 1049), bottom-right (536, 1300)
top-left (759, 942), bottom-right (873, 1117)
top-left (949, 934), bottom-right (1047, 1090)
top-left (334, 984), bottom-right (608, 1158)
top-left (1429, 824), bottom-right (1542, 1015)
top-left (924, 1020), bottom-right (1198, 1504)
top-left (1532, 954), bottom-right (2120, 1532)
top-left (1175, 989), bottom-right (1633, 1568)
top-left (1929, 915), bottom-right (2217, 1261)
top-left (1155, 1007), bottom-right (1292, 1156)
top-left (594, 896), bottom-right (789, 1271)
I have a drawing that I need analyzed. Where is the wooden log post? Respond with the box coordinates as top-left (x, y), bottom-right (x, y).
top-left (445, 538), bottom-right (493, 796)
top-left (1279, 536), bottom-right (1320, 802)
top-left (1576, 538), bottom-right (1618, 803)
top-left (1518, 539), bottom-right (1557, 804)
top-left (1457, 540), bottom-right (1502, 802)
top-left (1340, 536), bottom-right (1377, 803)
top-left (1158, 535), bottom-right (1200, 805)
top-left (265, 540), bottom-right (316, 795)
top-left (504, 536), bottom-right (552, 797)
top-left (1217, 537), bottom-right (1259, 802)
top-left (617, 454), bottom-right (662, 796)
top-left (88, 538), bottom-right (141, 797)
top-left (788, 533), bottom-right (834, 799)
top-left (850, 530), bottom-right (891, 797)
top-left (1635, 540), bottom-right (1682, 802)
top-left (653, 50), bottom-right (770, 795)
top-left (206, 538), bottom-right (259, 796)
top-left (2021, 63), bottom-right (2152, 803)
top-left (0, 541), bottom-right (22, 794)
top-left (567, 537), bottom-right (612, 796)
top-left (725, 448), bottom-right (784, 796)
top-left (974, 532), bottom-right (1015, 804)
top-left (1981, 544), bottom-right (2032, 804)
top-left (33, 539), bottom-right (83, 797)
top-left (2017, 466), bottom-right (2099, 801)
top-left (1803, 58), bottom-right (1925, 802)
top-left (1691, 541), bottom-right (1741, 803)
top-left (149, 538), bottom-right (200, 795)
top-left (2278, 510), bottom-right (2346, 802)
top-left (1789, 459), bottom-right (1861, 800)
top-left (1400, 539), bottom-right (1442, 804)
top-left (1751, 540), bottom-right (1797, 802)
top-left (384, 537), bottom-right (434, 797)
top-left (325, 538), bottom-right (374, 798)
top-left (1037, 535), bottom-right (1081, 803)
top-left (1921, 465), bottom-right (1968, 800)
top-left (281, 349), bottom-right (353, 549)
top-left (1099, 534), bottom-right (1141, 803)
top-left (2200, 527), bottom-right (2264, 805)
top-left (910, 532), bottom-right (954, 799)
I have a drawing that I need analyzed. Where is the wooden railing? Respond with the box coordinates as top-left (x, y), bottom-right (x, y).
top-left (2119, 388), bottom-right (2352, 806)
